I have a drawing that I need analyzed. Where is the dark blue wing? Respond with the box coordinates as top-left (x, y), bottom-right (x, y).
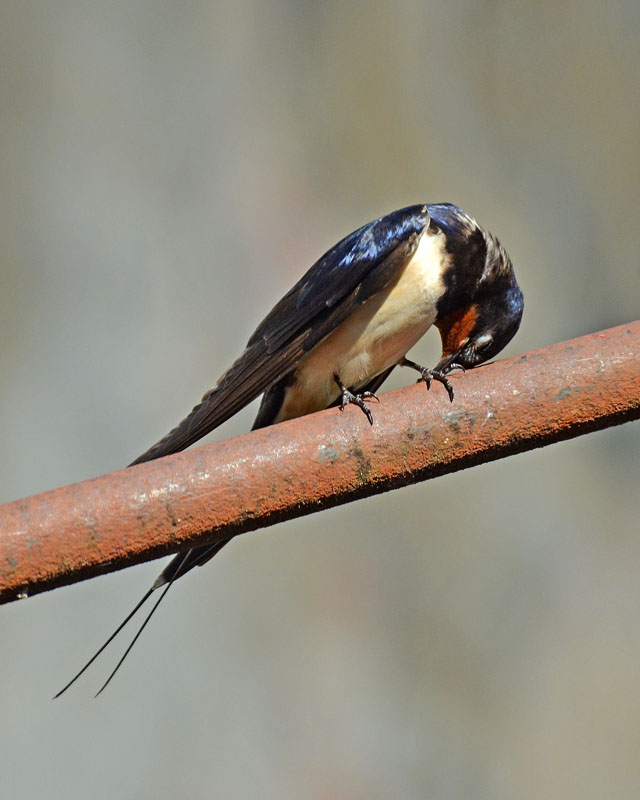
top-left (131, 205), bottom-right (429, 463)
top-left (249, 205), bottom-right (430, 354)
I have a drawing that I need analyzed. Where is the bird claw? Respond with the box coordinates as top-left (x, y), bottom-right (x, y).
top-left (401, 357), bottom-right (456, 402)
top-left (334, 374), bottom-right (378, 425)
top-left (338, 390), bottom-right (377, 425)
top-left (417, 368), bottom-right (455, 402)
top-left (360, 390), bottom-right (380, 403)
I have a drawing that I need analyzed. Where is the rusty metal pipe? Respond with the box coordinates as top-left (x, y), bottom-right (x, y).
top-left (1, 321), bottom-right (639, 604)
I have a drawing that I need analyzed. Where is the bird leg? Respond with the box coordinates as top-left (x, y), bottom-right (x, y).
top-left (399, 357), bottom-right (463, 403)
top-left (333, 373), bottom-right (379, 425)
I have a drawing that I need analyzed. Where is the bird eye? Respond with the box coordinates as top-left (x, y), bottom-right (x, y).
top-left (473, 332), bottom-right (493, 350)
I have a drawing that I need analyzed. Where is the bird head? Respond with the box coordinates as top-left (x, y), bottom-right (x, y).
top-left (434, 229), bottom-right (524, 373)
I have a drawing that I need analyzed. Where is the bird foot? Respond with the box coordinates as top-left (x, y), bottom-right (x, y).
top-left (400, 357), bottom-right (462, 402)
top-left (333, 374), bottom-right (379, 425)
top-left (418, 369), bottom-right (455, 402)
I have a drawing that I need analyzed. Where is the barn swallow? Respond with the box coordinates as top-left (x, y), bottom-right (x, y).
top-left (55, 202), bottom-right (523, 696)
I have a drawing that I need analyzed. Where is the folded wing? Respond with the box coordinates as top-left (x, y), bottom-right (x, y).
top-left (131, 205), bottom-right (429, 465)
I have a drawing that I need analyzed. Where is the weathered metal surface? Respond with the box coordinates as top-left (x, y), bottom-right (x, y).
top-left (1, 321), bottom-right (638, 604)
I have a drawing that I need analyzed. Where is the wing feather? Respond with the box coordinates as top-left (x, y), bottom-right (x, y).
top-left (130, 205), bottom-right (429, 465)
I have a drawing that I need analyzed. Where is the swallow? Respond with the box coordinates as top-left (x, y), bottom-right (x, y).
top-left (55, 202), bottom-right (523, 696)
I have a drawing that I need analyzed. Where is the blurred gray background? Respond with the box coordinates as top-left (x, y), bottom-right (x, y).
top-left (1, 2), bottom-right (639, 798)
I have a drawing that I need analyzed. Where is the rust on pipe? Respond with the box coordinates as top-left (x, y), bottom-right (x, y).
top-left (1, 321), bottom-right (639, 604)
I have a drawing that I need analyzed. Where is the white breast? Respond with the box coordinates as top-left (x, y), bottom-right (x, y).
top-left (275, 228), bottom-right (450, 421)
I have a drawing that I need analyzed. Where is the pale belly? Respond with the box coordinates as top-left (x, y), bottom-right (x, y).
top-left (274, 229), bottom-right (449, 422)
